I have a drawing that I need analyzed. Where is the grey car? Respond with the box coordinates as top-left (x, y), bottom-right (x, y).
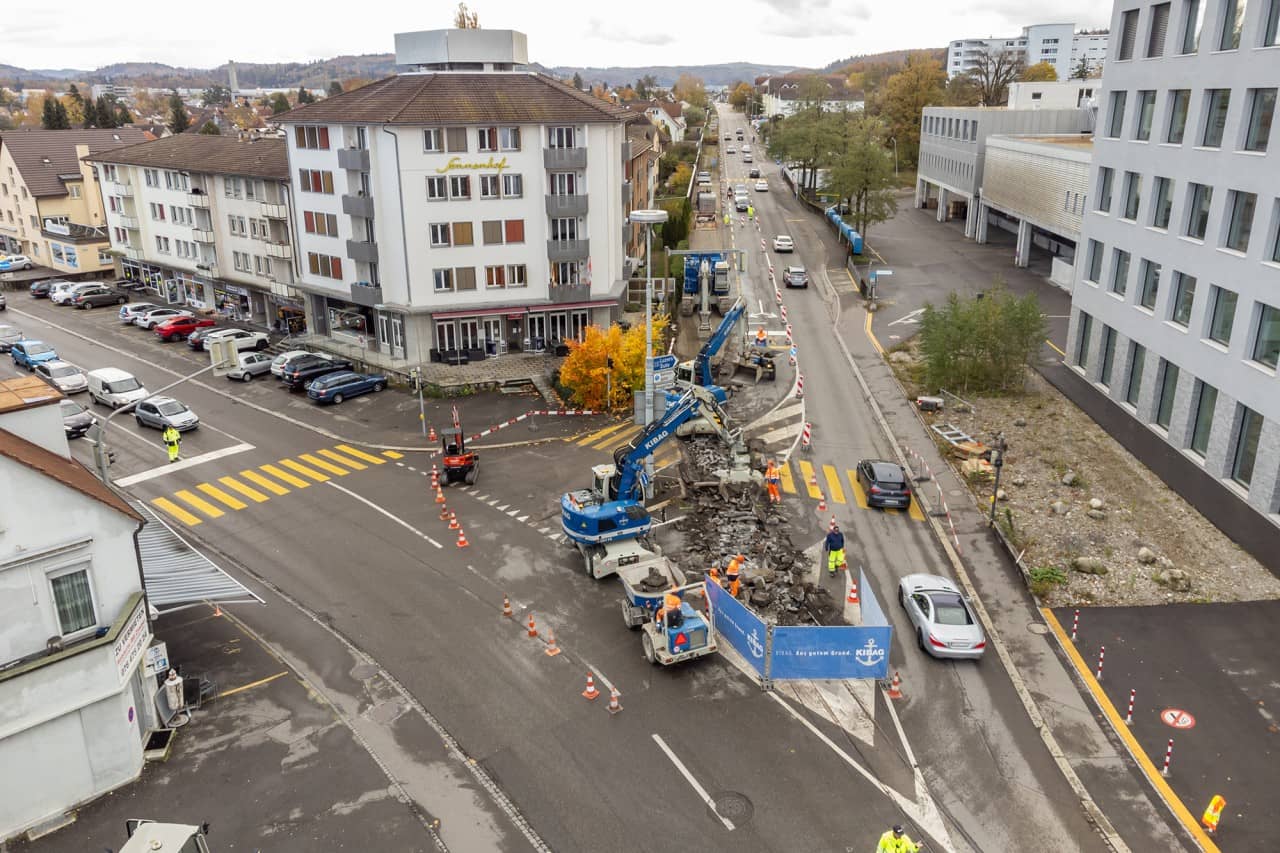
top-left (0, 324), bottom-right (23, 352)
top-left (227, 351), bottom-right (275, 381)
top-left (34, 360), bottom-right (88, 394)
top-left (60, 398), bottom-right (97, 439)
top-left (134, 396), bottom-right (200, 431)
top-left (898, 574), bottom-right (987, 660)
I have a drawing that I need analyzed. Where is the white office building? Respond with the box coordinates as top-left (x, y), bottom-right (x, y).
top-left (274, 28), bottom-right (633, 369)
top-left (1065, 0), bottom-right (1280, 520)
top-left (948, 23), bottom-right (1111, 82)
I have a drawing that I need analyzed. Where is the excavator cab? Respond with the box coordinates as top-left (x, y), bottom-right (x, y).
top-left (440, 427), bottom-right (479, 485)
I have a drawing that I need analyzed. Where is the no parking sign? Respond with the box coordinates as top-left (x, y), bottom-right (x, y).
top-left (1160, 708), bottom-right (1196, 729)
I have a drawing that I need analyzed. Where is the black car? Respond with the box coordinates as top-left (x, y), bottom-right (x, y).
top-left (60, 399), bottom-right (97, 439)
top-left (855, 459), bottom-right (912, 509)
top-left (280, 355), bottom-right (353, 390)
top-left (186, 325), bottom-right (223, 349)
top-left (29, 280), bottom-right (54, 298)
top-left (748, 168), bottom-right (761, 179)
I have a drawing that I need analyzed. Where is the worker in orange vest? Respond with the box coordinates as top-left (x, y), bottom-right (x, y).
top-left (764, 459), bottom-right (781, 503)
top-left (656, 589), bottom-right (684, 628)
top-left (725, 555), bottom-right (744, 598)
top-left (755, 327), bottom-right (768, 348)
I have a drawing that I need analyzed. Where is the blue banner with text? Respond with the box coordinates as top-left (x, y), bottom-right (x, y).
top-left (706, 577), bottom-right (768, 677)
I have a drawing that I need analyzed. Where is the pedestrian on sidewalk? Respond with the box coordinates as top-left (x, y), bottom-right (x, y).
top-left (764, 459), bottom-right (781, 504)
top-left (162, 425), bottom-right (182, 464)
top-left (824, 524), bottom-right (845, 576)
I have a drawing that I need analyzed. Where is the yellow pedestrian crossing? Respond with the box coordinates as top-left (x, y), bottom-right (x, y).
top-left (797, 460), bottom-right (823, 499)
top-left (778, 462), bottom-right (796, 494)
top-left (382, 450), bottom-right (404, 459)
top-left (218, 476), bottom-right (270, 503)
top-left (336, 444), bottom-right (385, 465)
top-left (822, 464), bottom-right (846, 505)
top-left (239, 470), bottom-right (290, 496)
top-left (319, 448), bottom-right (367, 470)
top-left (577, 420), bottom-right (632, 447)
top-left (301, 452), bottom-right (351, 476)
top-left (196, 483), bottom-right (248, 511)
top-left (152, 497), bottom-right (202, 526)
top-left (173, 489), bottom-right (224, 518)
top-left (279, 458), bottom-right (329, 482)
top-left (259, 464), bottom-right (310, 489)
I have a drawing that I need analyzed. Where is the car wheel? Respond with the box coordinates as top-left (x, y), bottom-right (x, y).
top-left (135, 415), bottom-right (144, 427)
top-left (241, 372), bottom-right (253, 382)
top-left (84, 302), bottom-right (95, 310)
top-left (255, 340), bottom-right (267, 351)
top-left (332, 393), bottom-right (344, 404)
top-left (374, 381), bottom-right (385, 392)
top-left (117, 296), bottom-right (126, 304)
top-left (918, 629), bottom-right (927, 653)
top-left (899, 587), bottom-right (907, 609)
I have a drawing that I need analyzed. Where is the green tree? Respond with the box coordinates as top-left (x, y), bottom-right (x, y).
top-left (41, 96), bottom-right (70, 129)
top-left (201, 84), bottom-right (232, 106)
top-left (297, 86), bottom-right (316, 105)
top-left (728, 81), bottom-right (753, 110)
top-left (870, 53), bottom-right (945, 168)
top-left (673, 73), bottom-right (708, 108)
top-left (82, 96), bottom-right (99, 128)
top-left (945, 74), bottom-right (983, 106)
top-left (572, 72), bottom-right (584, 91)
top-left (65, 84), bottom-right (86, 125)
top-left (767, 79), bottom-right (842, 195)
top-left (1021, 61), bottom-right (1059, 82)
top-left (919, 284), bottom-right (1047, 394)
top-left (168, 92), bottom-right (191, 133)
top-left (634, 74), bottom-right (657, 100)
top-left (822, 113), bottom-right (898, 242)
top-left (94, 94), bottom-right (121, 128)
top-left (328, 80), bottom-right (344, 96)
top-left (1069, 58), bottom-right (1094, 81)
top-left (115, 104), bottom-right (133, 125)
top-left (270, 92), bottom-right (291, 115)
top-left (198, 120), bottom-right (221, 135)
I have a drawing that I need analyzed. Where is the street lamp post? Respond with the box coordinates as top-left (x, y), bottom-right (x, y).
top-left (887, 136), bottom-right (899, 177)
top-left (630, 209), bottom-right (669, 497)
top-left (988, 431), bottom-right (1007, 526)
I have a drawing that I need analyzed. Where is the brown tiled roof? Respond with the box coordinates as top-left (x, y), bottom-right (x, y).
top-left (0, 375), bottom-right (60, 414)
top-left (0, 428), bottom-right (142, 522)
top-left (85, 134), bottom-right (288, 181)
top-left (625, 121), bottom-right (655, 157)
top-left (275, 73), bottom-right (631, 125)
top-left (0, 128), bottom-right (148, 197)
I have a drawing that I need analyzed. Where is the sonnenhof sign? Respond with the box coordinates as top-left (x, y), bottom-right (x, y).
top-left (435, 156), bottom-right (509, 174)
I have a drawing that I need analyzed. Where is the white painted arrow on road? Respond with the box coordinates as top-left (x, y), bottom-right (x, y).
top-left (887, 308), bottom-right (926, 327)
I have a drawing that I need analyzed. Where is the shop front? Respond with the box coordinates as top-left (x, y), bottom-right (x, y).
top-left (120, 259), bottom-right (180, 303)
top-left (213, 282), bottom-right (252, 322)
top-left (430, 302), bottom-right (606, 362)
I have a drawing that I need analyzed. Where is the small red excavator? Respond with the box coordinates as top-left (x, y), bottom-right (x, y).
top-left (440, 405), bottom-right (479, 485)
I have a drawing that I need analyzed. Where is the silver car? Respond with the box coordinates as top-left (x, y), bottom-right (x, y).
top-left (227, 351), bottom-right (275, 381)
top-left (270, 349), bottom-right (311, 378)
top-left (0, 324), bottom-right (23, 353)
top-left (898, 574), bottom-right (987, 660)
top-left (120, 302), bottom-right (161, 323)
top-left (34, 360), bottom-right (88, 394)
top-left (133, 396), bottom-right (200, 431)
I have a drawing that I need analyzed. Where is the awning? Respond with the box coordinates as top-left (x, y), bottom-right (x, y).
top-left (527, 300), bottom-right (616, 312)
top-left (433, 305), bottom-right (526, 320)
top-left (132, 501), bottom-right (265, 614)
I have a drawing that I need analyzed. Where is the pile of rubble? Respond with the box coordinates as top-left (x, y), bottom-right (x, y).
top-left (659, 438), bottom-right (841, 626)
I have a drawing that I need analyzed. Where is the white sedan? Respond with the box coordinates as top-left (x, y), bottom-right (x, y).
top-left (200, 327), bottom-right (270, 352)
top-left (133, 307), bottom-right (193, 329)
top-left (773, 235), bottom-right (794, 253)
top-left (754, 180), bottom-right (768, 191)
top-left (898, 574), bottom-right (987, 660)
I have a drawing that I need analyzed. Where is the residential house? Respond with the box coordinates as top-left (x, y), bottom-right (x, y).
top-left (624, 119), bottom-right (663, 265)
top-left (758, 75), bottom-right (864, 118)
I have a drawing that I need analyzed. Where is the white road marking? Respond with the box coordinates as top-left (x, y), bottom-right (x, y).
top-left (752, 424), bottom-right (802, 446)
top-left (114, 442), bottom-right (255, 486)
top-left (746, 400), bottom-right (804, 430)
top-left (652, 734), bottom-right (735, 831)
top-left (324, 481), bottom-right (444, 548)
top-left (517, 515), bottom-right (529, 522)
top-left (506, 508), bottom-right (520, 517)
top-left (887, 308), bottom-right (926, 327)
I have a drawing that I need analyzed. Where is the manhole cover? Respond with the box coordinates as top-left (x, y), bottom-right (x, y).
top-left (1027, 622), bottom-right (1049, 635)
top-left (710, 791), bottom-right (754, 824)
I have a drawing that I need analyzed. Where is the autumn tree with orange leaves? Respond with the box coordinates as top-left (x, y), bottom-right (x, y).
top-left (559, 317), bottom-right (669, 411)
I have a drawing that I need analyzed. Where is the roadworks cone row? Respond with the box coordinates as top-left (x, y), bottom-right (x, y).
top-left (448, 511), bottom-right (460, 531)
top-left (545, 629), bottom-right (562, 657)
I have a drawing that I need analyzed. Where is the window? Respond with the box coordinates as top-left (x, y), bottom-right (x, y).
top-left (1208, 285), bottom-right (1238, 344)
top-left (445, 128), bottom-right (468, 153)
top-left (506, 264), bottom-right (527, 288)
top-left (1125, 342), bottom-right (1146, 405)
top-left (144, 168), bottom-right (159, 187)
top-left (449, 175), bottom-right (470, 199)
top-left (1219, 0), bottom-right (1248, 49)
top-left (1231, 407), bottom-right (1263, 486)
top-left (485, 265), bottom-right (506, 288)
top-left (478, 127), bottom-right (498, 152)
top-left (502, 173), bottom-right (523, 198)
top-left (1202, 89), bottom-right (1231, 147)
top-left (1150, 177), bottom-right (1173, 228)
top-left (426, 176), bottom-right (447, 200)
top-left (429, 223), bottom-right (451, 247)
top-left (551, 217), bottom-right (578, 241)
top-left (1266, 0), bottom-right (1280, 45)
top-left (481, 219), bottom-right (524, 244)
top-left (1139, 259), bottom-right (1162, 309)
top-left (228, 215), bottom-right (247, 236)
top-left (50, 568), bottom-right (95, 635)
top-left (548, 126), bottom-right (577, 148)
top-left (1118, 8), bottom-right (1140, 59)
top-left (1182, 0), bottom-right (1208, 51)
top-left (499, 127), bottom-right (521, 150)
top-left (504, 219), bottom-right (525, 244)
top-left (1122, 172), bottom-right (1142, 220)
top-left (455, 267), bottom-right (477, 291)
top-left (298, 169), bottom-right (333, 194)
top-left (68, 184), bottom-right (81, 199)
top-left (254, 255), bottom-right (272, 277)
top-left (1244, 89), bottom-right (1276, 152)
top-left (1085, 239), bottom-right (1104, 282)
top-left (294, 126), bottom-right (331, 150)
top-left (1134, 91), bottom-right (1156, 140)
top-left (433, 268), bottom-right (454, 292)
top-left (424, 128), bottom-right (443, 152)
top-left (1166, 89), bottom-right (1191, 143)
top-left (149, 202), bottom-right (166, 221)
top-left (1107, 91), bottom-right (1127, 137)
top-left (233, 250), bottom-right (251, 272)
top-left (452, 221), bottom-right (474, 246)
top-left (1185, 183), bottom-right (1213, 239)
top-left (154, 235), bottom-right (171, 253)
top-left (549, 172), bottom-right (578, 195)
top-left (1224, 190), bottom-right (1257, 252)
top-left (1253, 304), bottom-right (1280, 367)
top-left (1111, 248), bottom-right (1131, 295)
top-left (1148, 2), bottom-right (1171, 55)
top-left (307, 252), bottom-right (343, 279)
top-left (1100, 325), bottom-right (1118, 386)
top-left (225, 176), bottom-right (243, 198)
top-left (552, 261), bottom-right (582, 285)
top-left (1155, 361), bottom-right (1179, 428)
top-left (479, 175), bottom-right (500, 198)
top-left (1190, 381), bottom-right (1217, 455)
top-left (1096, 167), bottom-right (1115, 212)
top-left (303, 211), bottom-right (339, 236)
top-left (1170, 272), bottom-right (1197, 325)
top-left (1075, 312), bottom-right (1093, 368)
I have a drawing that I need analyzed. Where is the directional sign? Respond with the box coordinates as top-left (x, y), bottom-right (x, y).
top-left (650, 354), bottom-right (678, 371)
top-left (653, 369), bottom-right (676, 387)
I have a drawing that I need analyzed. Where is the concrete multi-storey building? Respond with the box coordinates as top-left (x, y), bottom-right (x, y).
top-left (87, 134), bottom-right (303, 331)
top-left (0, 128), bottom-right (148, 277)
top-left (1065, 0), bottom-right (1280, 521)
top-left (948, 23), bottom-right (1110, 82)
top-left (273, 28), bottom-right (632, 368)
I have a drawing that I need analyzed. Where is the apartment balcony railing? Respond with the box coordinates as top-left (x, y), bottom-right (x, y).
top-left (260, 202), bottom-right (288, 220)
top-left (265, 241), bottom-right (292, 260)
top-left (545, 193), bottom-right (589, 217)
top-left (192, 229), bottom-right (215, 244)
top-left (111, 182), bottom-right (133, 197)
top-left (348, 282), bottom-right (383, 307)
top-left (187, 192), bottom-right (209, 208)
top-left (543, 147), bottom-right (588, 170)
top-left (337, 147), bottom-right (371, 171)
top-left (346, 239), bottom-right (379, 264)
top-left (548, 283), bottom-right (591, 303)
top-left (341, 193), bottom-right (375, 218)
top-left (547, 238), bottom-right (589, 262)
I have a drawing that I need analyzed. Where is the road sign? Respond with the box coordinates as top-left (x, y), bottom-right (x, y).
top-left (653, 369), bottom-right (676, 387)
top-left (650, 354), bottom-right (678, 371)
top-left (1160, 708), bottom-right (1196, 729)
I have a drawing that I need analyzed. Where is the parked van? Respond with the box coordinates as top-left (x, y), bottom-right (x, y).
top-left (87, 367), bottom-right (149, 409)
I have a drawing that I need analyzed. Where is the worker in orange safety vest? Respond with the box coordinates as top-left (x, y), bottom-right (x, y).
top-left (725, 555), bottom-right (744, 598)
top-left (655, 589), bottom-right (684, 628)
top-left (764, 459), bottom-right (781, 503)
top-left (755, 327), bottom-right (768, 347)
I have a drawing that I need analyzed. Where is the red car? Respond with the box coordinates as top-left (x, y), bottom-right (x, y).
top-left (155, 316), bottom-right (216, 342)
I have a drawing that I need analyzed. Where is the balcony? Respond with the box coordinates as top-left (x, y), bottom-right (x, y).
top-left (118, 216), bottom-right (140, 231)
top-left (124, 247), bottom-right (144, 260)
top-left (548, 283), bottom-right (591, 304)
top-left (622, 180), bottom-right (632, 206)
top-left (547, 238), bottom-right (589, 262)
top-left (111, 182), bottom-right (133, 197)
top-left (187, 192), bottom-right (210, 209)
top-left (543, 147), bottom-right (588, 170)
top-left (192, 229), bottom-right (216, 243)
top-left (545, 193), bottom-right (589, 217)
top-left (260, 202), bottom-right (288, 219)
top-left (341, 193), bottom-right (375, 218)
top-left (337, 147), bottom-right (370, 171)
top-left (265, 241), bottom-right (292, 260)
top-left (195, 261), bottom-right (219, 277)
top-left (346, 238), bottom-right (379, 264)
top-left (270, 279), bottom-right (300, 299)
top-left (349, 282), bottom-right (383, 307)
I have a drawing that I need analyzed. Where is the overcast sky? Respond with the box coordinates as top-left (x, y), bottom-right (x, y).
top-left (4, 0), bottom-right (1115, 72)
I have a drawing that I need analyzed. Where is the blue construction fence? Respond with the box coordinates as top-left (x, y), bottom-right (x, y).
top-left (706, 569), bottom-right (891, 682)
top-left (776, 164), bottom-right (863, 256)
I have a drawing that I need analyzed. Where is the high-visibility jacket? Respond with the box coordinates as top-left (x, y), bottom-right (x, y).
top-left (725, 557), bottom-right (742, 579)
top-left (765, 463), bottom-right (780, 484)
top-left (876, 830), bottom-right (921, 853)
top-left (162, 427), bottom-right (180, 446)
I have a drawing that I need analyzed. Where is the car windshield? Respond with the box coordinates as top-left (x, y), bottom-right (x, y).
top-left (157, 400), bottom-right (188, 415)
top-left (59, 400), bottom-right (85, 416)
top-left (26, 343), bottom-right (53, 355)
top-left (928, 592), bottom-right (974, 626)
top-left (105, 377), bottom-right (141, 393)
top-left (48, 364), bottom-right (79, 378)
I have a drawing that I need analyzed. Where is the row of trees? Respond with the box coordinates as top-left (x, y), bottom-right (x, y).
top-left (36, 84), bottom-right (133, 129)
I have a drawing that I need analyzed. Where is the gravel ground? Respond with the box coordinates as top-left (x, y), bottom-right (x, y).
top-left (890, 350), bottom-right (1280, 607)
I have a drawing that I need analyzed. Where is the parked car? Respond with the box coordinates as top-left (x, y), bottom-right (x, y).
top-left (0, 324), bottom-right (23, 352)
top-left (696, 170), bottom-right (711, 182)
top-left (133, 307), bottom-right (193, 329)
top-left (743, 154), bottom-right (753, 163)
top-left (186, 325), bottom-right (224, 349)
top-left (854, 459), bottom-right (912, 509)
top-left (33, 360), bottom-right (88, 394)
top-left (306, 370), bottom-right (387, 404)
top-left (86, 367), bottom-right (149, 409)
top-left (11, 340), bottom-right (59, 370)
top-left (154, 316), bottom-right (216, 342)
top-left (119, 302), bottom-right (160, 323)
top-left (199, 327), bottom-right (270, 352)
top-left (898, 574), bottom-right (987, 660)
top-left (226, 351), bottom-right (275, 381)
top-left (754, 179), bottom-right (768, 191)
top-left (48, 282), bottom-right (82, 304)
top-left (28, 279), bottom-right (56, 298)
top-left (726, 146), bottom-right (736, 154)
top-left (73, 285), bottom-right (129, 309)
top-left (783, 265), bottom-right (809, 289)
top-left (0, 254), bottom-right (33, 271)
top-left (280, 355), bottom-right (353, 390)
top-left (773, 235), bottom-right (795, 252)
top-left (748, 167), bottom-right (761, 179)
top-left (270, 349), bottom-right (311, 378)
top-left (134, 395), bottom-right (200, 431)
top-left (60, 399), bottom-right (97, 439)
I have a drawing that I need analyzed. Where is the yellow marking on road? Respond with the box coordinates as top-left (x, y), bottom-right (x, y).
top-left (822, 464), bottom-right (846, 504)
top-left (267, 458), bottom-right (320, 484)
top-left (1041, 609), bottom-right (1222, 853)
top-left (242, 469), bottom-right (292, 495)
top-left (319, 448), bottom-right (366, 470)
top-left (218, 476), bottom-right (270, 503)
top-left (382, 450), bottom-right (404, 459)
top-left (785, 218), bottom-right (806, 222)
top-left (196, 483), bottom-right (248, 511)
top-left (778, 461), bottom-right (797, 494)
top-left (908, 498), bottom-right (926, 522)
top-left (865, 311), bottom-right (884, 355)
top-left (868, 244), bottom-right (887, 265)
top-left (1045, 338), bottom-right (1066, 357)
top-left (336, 444), bottom-right (386, 465)
top-left (797, 460), bottom-right (823, 498)
top-left (151, 496), bottom-right (202, 526)
top-left (595, 424), bottom-right (642, 450)
top-left (577, 420), bottom-right (630, 446)
top-left (173, 489), bottom-right (225, 518)
top-left (275, 459), bottom-right (326, 483)
top-left (300, 453), bottom-right (349, 476)
top-left (215, 670), bottom-right (290, 700)
top-left (848, 472), bottom-right (870, 509)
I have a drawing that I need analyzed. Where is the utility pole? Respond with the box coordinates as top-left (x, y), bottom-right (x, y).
top-left (988, 431), bottom-right (1007, 526)
top-left (411, 367), bottom-right (426, 437)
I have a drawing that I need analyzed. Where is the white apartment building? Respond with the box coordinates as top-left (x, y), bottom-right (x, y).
top-left (0, 377), bottom-right (152, 842)
top-left (88, 135), bottom-right (303, 332)
top-left (948, 23), bottom-right (1111, 82)
top-left (1065, 0), bottom-right (1280, 520)
top-left (274, 28), bottom-right (632, 369)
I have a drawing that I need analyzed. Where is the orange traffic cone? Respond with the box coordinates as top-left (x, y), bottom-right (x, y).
top-left (847, 581), bottom-right (859, 604)
top-left (501, 595), bottom-right (513, 619)
top-left (888, 671), bottom-right (904, 700)
top-left (439, 503), bottom-right (451, 521)
top-left (809, 471), bottom-right (819, 488)
top-left (527, 613), bottom-right (538, 638)
top-left (456, 528), bottom-right (469, 548)
top-left (607, 686), bottom-right (623, 715)
top-left (545, 629), bottom-right (562, 657)
top-left (582, 672), bottom-right (600, 700)
top-left (448, 511), bottom-right (460, 531)
top-left (817, 494), bottom-right (827, 513)
top-left (435, 487), bottom-right (446, 504)
top-left (829, 516), bottom-right (838, 531)
top-left (212, 603), bottom-right (223, 617)
top-left (428, 426), bottom-right (437, 442)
